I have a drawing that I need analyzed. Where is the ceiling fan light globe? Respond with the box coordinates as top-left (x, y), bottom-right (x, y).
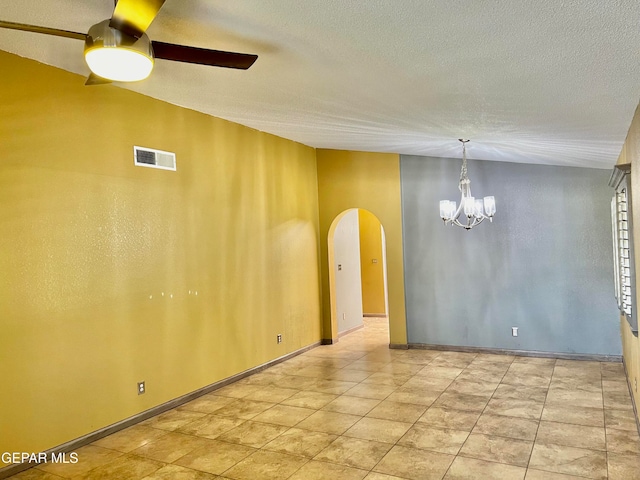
top-left (84, 19), bottom-right (154, 82)
top-left (85, 47), bottom-right (153, 82)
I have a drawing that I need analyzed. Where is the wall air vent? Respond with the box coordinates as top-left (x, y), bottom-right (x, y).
top-left (134, 146), bottom-right (176, 171)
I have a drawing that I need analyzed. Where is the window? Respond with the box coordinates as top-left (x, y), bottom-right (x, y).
top-left (610, 165), bottom-right (638, 334)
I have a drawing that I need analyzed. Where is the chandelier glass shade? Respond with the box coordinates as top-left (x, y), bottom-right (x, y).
top-left (439, 139), bottom-right (496, 230)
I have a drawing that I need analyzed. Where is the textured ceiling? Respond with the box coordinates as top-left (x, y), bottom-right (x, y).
top-left (1, 0), bottom-right (640, 168)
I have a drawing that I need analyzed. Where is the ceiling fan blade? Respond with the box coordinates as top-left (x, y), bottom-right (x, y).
top-left (85, 73), bottom-right (113, 86)
top-left (0, 20), bottom-right (86, 41)
top-left (110, 0), bottom-right (167, 38)
top-left (152, 41), bottom-right (258, 70)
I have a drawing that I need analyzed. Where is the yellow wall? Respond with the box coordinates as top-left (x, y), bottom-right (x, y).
top-left (316, 150), bottom-right (407, 345)
top-left (358, 209), bottom-right (386, 314)
top-left (616, 103), bottom-right (640, 418)
top-left (0, 51), bottom-right (321, 462)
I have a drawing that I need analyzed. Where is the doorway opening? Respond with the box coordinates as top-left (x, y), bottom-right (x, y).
top-left (327, 208), bottom-right (389, 339)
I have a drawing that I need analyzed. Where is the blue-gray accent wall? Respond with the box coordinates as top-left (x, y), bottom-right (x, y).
top-left (400, 155), bottom-right (620, 356)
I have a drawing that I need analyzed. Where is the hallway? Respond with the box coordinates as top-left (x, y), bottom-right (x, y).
top-left (13, 318), bottom-right (640, 480)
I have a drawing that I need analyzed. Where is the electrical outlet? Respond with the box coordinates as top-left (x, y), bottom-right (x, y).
top-left (343, 313), bottom-right (346, 320)
top-left (277, 334), bottom-right (282, 344)
top-left (511, 327), bottom-right (518, 337)
top-left (137, 381), bottom-right (145, 395)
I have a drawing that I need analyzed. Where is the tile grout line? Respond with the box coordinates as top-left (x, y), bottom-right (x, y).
top-left (442, 353), bottom-right (534, 476)
top-left (325, 324), bottom-right (405, 478)
top-left (526, 358), bottom-right (556, 475)
top-left (366, 349), bottom-right (449, 478)
top-left (269, 325), bottom-right (412, 479)
top-left (22, 320), bottom-right (634, 480)
top-left (192, 334), bottom-right (623, 477)
top-left (439, 352), bottom-right (491, 479)
top-left (213, 336), bottom-right (373, 480)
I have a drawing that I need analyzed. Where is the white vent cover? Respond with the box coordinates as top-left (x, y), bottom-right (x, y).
top-left (134, 146), bottom-right (176, 171)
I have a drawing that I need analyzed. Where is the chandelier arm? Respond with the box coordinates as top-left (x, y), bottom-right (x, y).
top-left (467, 216), bottom-right (476, 229)
top-left (451, 218), bottom-right (466, 228)
top-left (449, 215), bottom-right (485, 230)
top-left (453, 196), bottom-right (464, 219)
top-left (452, 217), bottom-right (472, 229)
top-left (467, 217), bottom-right (482, 230)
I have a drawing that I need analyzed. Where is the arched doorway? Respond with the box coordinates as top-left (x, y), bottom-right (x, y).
top-left (327, 208), bottom-right (389, 339)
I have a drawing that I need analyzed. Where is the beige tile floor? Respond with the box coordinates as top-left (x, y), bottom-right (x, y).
top-left (10, 318), bottom-right (640, 480)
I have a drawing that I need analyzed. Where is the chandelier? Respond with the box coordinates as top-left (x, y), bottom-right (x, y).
top-left (439, 139), bottom-right (496, 230)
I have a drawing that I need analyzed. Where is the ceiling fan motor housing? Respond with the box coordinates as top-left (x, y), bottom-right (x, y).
top-left (84, 19), bottom-right (154, 82)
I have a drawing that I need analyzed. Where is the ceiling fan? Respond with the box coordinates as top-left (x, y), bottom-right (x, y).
top-left (0, 0), bottom-right (258, 85)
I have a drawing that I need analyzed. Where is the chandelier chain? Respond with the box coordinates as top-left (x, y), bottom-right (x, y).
top-left (459, 139), bottom-right (469, 189)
